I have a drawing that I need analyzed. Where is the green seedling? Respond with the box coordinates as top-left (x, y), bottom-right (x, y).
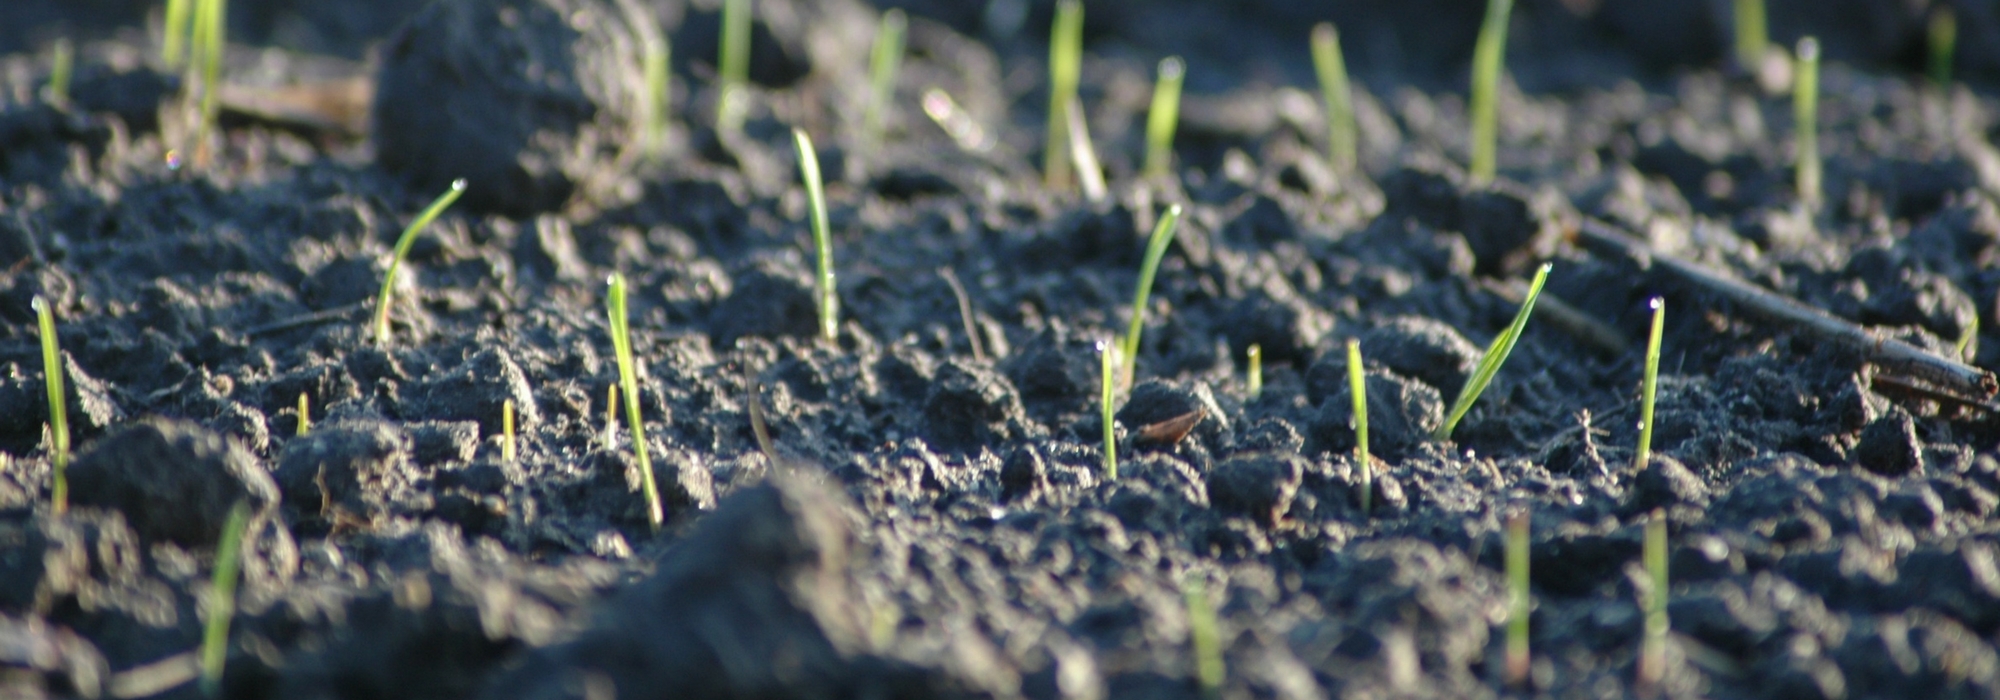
top-left (45, 39), bottom-right (73, 107)
top-left (1100, 339), bottom-right (1118, 482)
top-left (296, 393), bottom-right (310, 436)
top-left (1468, 0), bottom-right (1513, 185)
top-left (1043, 0), bottom-right (1084, 189)
top-left (190, 0), bottom-right (227, 166)
top-left (1183, 575), bottom-right (1224, 699)
top-left (1311, 23), bottom-right (1356, 173)
top-left (1733, 0), bottom-right (1768, 73)
top-left (642, 31), bottom-right (670, 155)
top-left (1638, 508), bottom-right (1670, 687)
top-left (1957, 316), bottom-right (1978, 361)
top-left (373, 178), bottom-right (466, 345)
top-left (864, 9), bottom-right (907, 143)
top-left (200, 501), bottom-right (250, 697)
top-left (1795, 37), bottom-right (1821, 211)
top-left (1348, 339), bottom-right (1371, 515)
top-left (604, 384), bottom-right (620, 449)
top-left (1505, 510), bottom-right (1531, 688)
top-left (1065, 95), bottom-right (1107, 202)
top-left (716, 0), bottom-right (751, 132)
top-left (607, 273), bottom-right (665, 529)
top-left (1122, 205), bottom-right (1186, 375)
top-left (163, 0), bottom-right (193, 67)
top-left (32, 296), bottom-right (69, 515)
top-left (1246, 344), bottom-right (1262, 400)
top-left (793, 128), bottom-right (838, 343)
top-left (1436, 262), bottom-right (1551, 441)
top-left (1931, 7), bottom-right (1957, 90)
top-left (1143, 56), bottom-right (1185, 180)
top-left (503, 398), bottom-right (517, 463)
top-left (1634, 297), bottom-right (1664, 471)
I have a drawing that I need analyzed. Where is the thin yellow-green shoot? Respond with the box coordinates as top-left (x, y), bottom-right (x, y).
top-left (1184, 575), bottom-right (1224, 699)
top-left (793, 128), bottom-right (838, 343)
top-left (45, 39), bottom-right (73, 107)
top-left (1122, 204), bottom-right (1185, 370)
top-left (604, 384), bottom-right (620, 449)
top-left (1311, 24), bottom-right (1356, 173)
top-left (642, 32), bottom-right (670, 155)
top-left (1795, 37), bottom-right (1821, 211)
top-left (1100, 339), bottom-right (1118, 482)
top-left (1638, 508), bottom-right (1669, 687)
top-left (607, 273), bottom-right (664, 529)
top-left (1246, 344), bottom-right (1262, 400)
top-left (1043, 0), bottom-right (1084, 189)
top-left (1469, 0), bottom-right (1513, 185)
top-left (191, 0), bottom-right (227, 167)
top-left (864, 9), bottom-right (907, 143)
top-left (373, 178), bottom-right (466, 345)
top-left (163, 0), bottom-right (193, 68)
top-left (1505, 510), bottom-right (1531, 688)
top-left (1634, 297), bottom-right (1664, 471)
top-left (717, 0), bottom-right (751, 132)
top-left (1931, 7), bottom-right (1957, 90)
top-left (503, 398), bottom-right (517, 463)
top-left (1436, 262), bottom-right (1550, 441)
top-left (32, 296), bottom-right (68, 515)
top-left (1733, 0), bottom-right (1768, 72)
top-left (199, 501), bottom-right (250, 697)
top-left (1143, 56), bottom-right (1184, 180)
top-left (296, 393), bottom-right (310, 436)
top-left (1348, 338), bottom-right (1370, 515)
top-left (1065, 95), bottom-right (1107, 202)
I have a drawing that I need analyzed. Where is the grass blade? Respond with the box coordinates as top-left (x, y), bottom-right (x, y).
top-left (1348, 338), bottom-right (1370, 515)
top-left (1143, 56), bottom-right (1184, 179)
top-left (1122, 204), bottom-right (1184, 371)
top-left (1505, 510), bottom-right (1531, 687)
top-left (793, 128), bottom-right (837, 343)
top-left (1064, 94), bottom-right (1107, 203)
top-left (163, 0), bottom-right (193, 68)
top-left (864, 9), bottom-right (906, 143)
top-left (717, 0), bottom-right (751, 131)
top-left (373, 179), bottom-right (467, 345)
top-left (1638, 508), bottom-right (1670, 687)
top-left (1794, 37), bottom-right (1821, 211)
top-left (1733, 0), bottom-right (1768, 72)
top-left (1435, 262), bottom-right (1550, 441)
top-left (1184, 575), bottom-right (1224, 698)
top-left (607, 273), bottom-right (664, 529)
top-left (1468, 0), bottom-right (1513, 185)
top-left (199, 501), bottom-right (250, 697)
top-left (1246, 344), bottom-right (1262, 400)
top-left (1634, 297), bottom-right (1664, 471)
top-left (1043, 0), bottom-right (1083, 189)
top-left (1930, 7), bottom-right (1956, 90)
top-left (1311, 24), bottom-right (1355, 173)
top-left (1101, 339), bottom-right (1117, 482)
top-left (32, 296), bottom-right (68, 514)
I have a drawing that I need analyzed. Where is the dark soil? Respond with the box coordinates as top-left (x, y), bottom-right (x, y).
top-left (5, 0), bottom-right (2000, 698)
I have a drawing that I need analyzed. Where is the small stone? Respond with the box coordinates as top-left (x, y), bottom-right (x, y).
top-left (1854, 408), bottom-right (1922, 476)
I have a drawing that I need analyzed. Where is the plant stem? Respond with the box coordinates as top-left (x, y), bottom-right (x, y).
top-left (163, 0), bottom-right (193, 68)
top-left (192, 0), bottom-right (227, 167)
top-left (1101, 339), bottom-right (1117, 482)
top-left (1634, 297), bottom-right (1664, 471)
top-left (1246, 344), bottom-right (1262, 400)
top-left (865, 9), bottom-right (907, 143)
top-left (1795, 37), bottom-right (1821, 211)
top-left (1436, 263), bottom-right (1550, 441)
top-left (1931, 7), bottom-right (1957, 90)
top-left (793, 128), bottom-right (838, 343)
top-left (296, 393), bottom-right (310, 436)
top-left (1733, 0), bottom-right (1768, 72)
top-left (607, 273), bottom-right (664, 529)
top-left (1143, 56), bottom-right (1184, 180)
top-left (1184, 575), bottom-right (1224, 699)
top-left (717, 0), bottom-right (751, 131)
top-left (200, 501), bottom-right (250, 697)
top-left (1065, 95), bottom-right (1107, 202)
top-left (373, 179), bottom-right (467, 345)
top-left (45, 39), bottom-right (73, 107)
top-left (1505, 510), bottom-right (1531, 688)
top-left (1348, 338), bottom-right (1370, 515)
top-left (642, 31), bottom-right (670, 156)
top-left (503, 398), bottom-right (517, 463)
top-left (1311, 23), bottom-right (1355, 173)
top-left (32, 296), bottom-right (68, 515)
top-left (1123, 204), bottom-right (1185, 374)
top-left (1044, 0), bottom-right (1083, 189)
top-left (1639, 508), bottom-right (1670, 687)
top-left (1468, 0), bottom-right (1513, 185)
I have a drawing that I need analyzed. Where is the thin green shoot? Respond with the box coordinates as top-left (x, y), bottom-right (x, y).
top-left (604, 384), bottom-right (620, 450)
top-left (163, 0), bottom-right (193, 68)
top-left (641, 31), bottom-right (670, 156)
top-left (32, 296), bottom-right (68, 515)
top-left (1183, 575), bottom-right (1224, 699)
top-left (199, 501), bottom-right (250, 698)
top-left (864, 9), bottom-right (907, 143)
top-left (45, 39), bottom-right (73, 107)
top-left (1043, 0), bottom-right (1084, 190)
top-left (1638, 508), bottom-right (1670, 687)
top-left (502, 398), bottom-right (517, 463)
top-left (1505, 510), bottom-right (1531, 688)
top-left (716, 0), bottom-right (751, 132)
top-left (1122, 204), bottom-right (1185, 372)
top-left (1795, 38), bottom-right (1821, 211)
top-left (1436, 262), bottom-right (1551, 441)
top-left (1634, 297), bottom-right (1664, 472)
top-left (1100, 339), bottom-right (1118, 482)
top-left (1311, 23), bottom-right (1356, 173)
top-left (1733, 0), bottom-right (1768, 73)
top-left (373, 178), bottom-right (466, 345)
top-left (1468, 0), bottom-right (1513, 185)
top-left (296, 393), bottom-right (310, 436)
top-left (191, 0), bottom-right (227, 167)
top-left (793, 128), bottom-right (838, 343)
top-left (1246, 344), bottom-right (1262, 400)
top-left (607, 273), bottom-right (664, 529)
top-left (1957, 315), bottom-right (1978, 361)
top-left (1348, 339), bottom-right (1370, 515)
top-left (1931, 7), bottom-right (1957, 90)
top-left (1143, 56), bottom-right (1185, 180)
top-left (1065, 94), bottom-right (1107, 203)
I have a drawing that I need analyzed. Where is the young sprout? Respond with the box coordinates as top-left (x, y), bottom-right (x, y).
top-left (1505, 510), bottom-right (1531, 688)
top-left (1043, 0), bottom-right (1084, 189)
top-left (1100, 339), bottom-right (1118, 482)
top-left (641, 31), bottom-right (670, 155)
top-left (604, 384), bottom-right (620, 450)
top-left (1733, 0), bottom-right (1768, 73)
top-left (1638, 508), bottom-right (1670, 687)
top-left (1311, 23), bottom-right (1356, 173)
top-left (502, 398), bottom-right (517, 463)
top-left (199, 501), bottom-right (250, 698)
top-left (295, 393), bottom-right (311, 437)
top-left (1246, 344), bottom-right (1262, 400)
top-left (1957, 316), bottom-right (1979, 361)
top-left (373, 178), bottom-right (467, 345)
top-left (1348, 339), bottom-right (1371, 515)
top-left (607, 273), bottom-right (665, 530)
top-left (190, 0), bottom-right (227, 167)
top-left (792, 128), bottom-right (838, 343)
top-left (32, 296), bottom-right (69, 515)
top-left (1142, 56), bottom-right (1185, 180)
top-left (1183, 575), bottom-right (1224, 699)
top-left (1122, 205), bottom-right (1186, 375)
top-left (1931, 7), bottom-right (1957, 90)
top-left (1468, 0), bottom-right (1514, 185)
top-left (1634, 297), bottom-right (1664, 471)
top-left (1065, 95), bottom-right (1108, 203)
top-left (44, 39), bottom-right (73, 107)
top-left (1436, 263), bottom-right (1550, 441)
top-left (864, 9), bottom-right (907, 143)
top-left (1794, 38), bottom-right (1821, 211)
top-left (163, 0), bottom-right (193, 68)
top-left (716, 0), bottom-right (751, 132)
